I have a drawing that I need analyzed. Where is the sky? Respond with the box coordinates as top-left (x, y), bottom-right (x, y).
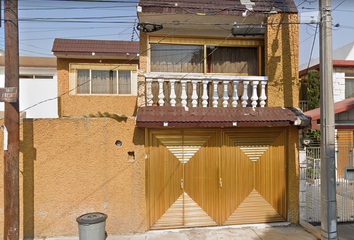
top-left (0, 0), bottom-right (353, 66)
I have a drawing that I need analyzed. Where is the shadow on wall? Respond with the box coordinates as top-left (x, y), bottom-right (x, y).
top-left (281, 14), bottom-right (295, 107)
top-left (267, 13), bottom-right (296, 107)
top-left (21, 119), bottom-right (36, 240)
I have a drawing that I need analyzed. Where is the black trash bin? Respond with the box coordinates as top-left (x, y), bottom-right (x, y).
top-left (76, 212), bottom-right (107, 240)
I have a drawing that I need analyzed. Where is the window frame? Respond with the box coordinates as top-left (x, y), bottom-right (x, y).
top-left (69, 63), bottom-right (138, 96)
top-left (148, 36), bottom-right (264, 76)
top-left (19, 74), bottom-right (54, 80)
top-left (345, 71), bottom-right (354, 99)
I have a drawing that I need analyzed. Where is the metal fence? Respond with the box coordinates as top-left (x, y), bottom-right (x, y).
top-left (305, 146), bottom-right (354, 223)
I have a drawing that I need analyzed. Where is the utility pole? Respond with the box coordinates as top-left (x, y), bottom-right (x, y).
top-left (4, 0), bottom-right (20, 239)
top-left (319, 0), bottom-right (337, 239)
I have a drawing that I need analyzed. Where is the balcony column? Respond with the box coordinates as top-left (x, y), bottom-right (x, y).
top-left (158, 78), bottom-right (165, 106)
top-left (222, 81), bottom-right (229, 107)
top-left (202, 80), bottom-right (209, 107)
top-left (232, 80), bottom-right (239, 107)
top-left (170, 79), bottom-right (176, 107)
top-left (146, 78), bottom-right (153, 106)
top-left (251, 81), bottom-right (259, 108)
top-left (259, 80), bottom-right (267, 107)
top-left (191, 80), bottom-right (199, 107)
top-left (241, 81), bottom-right (249, 107)
top-left (212, 80), bottom-right (219, 108)
top-left (181, 79), bottom-right (188, 108)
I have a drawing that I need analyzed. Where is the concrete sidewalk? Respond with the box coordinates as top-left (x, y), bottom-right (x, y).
top-left (106, 222), bottom-right (317, 240)
top-left (45, 221), bottom-right (354, 240)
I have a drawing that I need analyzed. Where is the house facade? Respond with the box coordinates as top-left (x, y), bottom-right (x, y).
top-left (299, 41), bottom-right (354, 110)
top-left (52, 38), bottom-right (140, 118)
top-left (300, 42), bottom-right (354, 170)
top-left (0, 1), bottom-right (310, 239)
top-left (136, 0), bottom-right (308, 230)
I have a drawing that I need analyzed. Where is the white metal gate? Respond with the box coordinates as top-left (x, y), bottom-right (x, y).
top-left (305, 146), bottom-right (354, 223)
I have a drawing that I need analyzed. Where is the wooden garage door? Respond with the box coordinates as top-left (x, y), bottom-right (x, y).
top-left (146, 128), bottom-right (287, 230)
top-left (221, 128), bottom-right (287, 225)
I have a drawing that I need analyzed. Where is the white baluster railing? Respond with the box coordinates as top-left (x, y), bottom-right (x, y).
top-left (158, 78), bottom-right (165, 106)
top-left (212, 80), bottom-right (219, 108)
top-left (170, 79), bottom-right (176, 107)
top-left (241, 81), bottom-right (249, 107)
top-left (232, 80), bottom-right (239, 107)
top-left (144, 73), bottom-right (268, 108)
top-left (146, 78), bottom-right (153, 106)
top-left (202, 80), bottom-right (209, 107)
top-left (191, 80), bottom-right (199, 107)
top-left (251, 81), bottom-right (259, 108)
top-left (181, 80), bottom-right (188, 108)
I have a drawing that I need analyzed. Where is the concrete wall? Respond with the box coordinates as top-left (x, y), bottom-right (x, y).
top-left (0, 118), bottom-right (145, 239)
top-left (0, 66), bottom-right (58, 119)
top-left (265, 13), bottom-right (299, 108)
top-left (57, 58), bottom-right (139, 118)
top-left (288, 126), bottom-right (300, 223)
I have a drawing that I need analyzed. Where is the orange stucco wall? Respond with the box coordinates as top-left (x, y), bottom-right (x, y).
top-left (0, 118), bottom-right (146, 239)
top-left (57, 58), bottom-right (139, 118)
top-left (265, 13), bottom-right (299, 107)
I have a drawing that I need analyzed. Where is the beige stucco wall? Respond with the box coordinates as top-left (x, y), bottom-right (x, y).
top-left (57, 58), bottom-right (139, 118)
top-left (265, 13), bottom-right (299, 108)
top-left (0, 118), bottom-right (145, 239)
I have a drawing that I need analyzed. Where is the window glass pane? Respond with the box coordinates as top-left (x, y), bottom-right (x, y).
top-left (119, 71), bottom-right (131, 94)
top-left (91, 70), bottom-right (117, 94)
top-left (151, 45), bottom-right (203, 73)
top-left (345, 79), bottom-right (354, 98)
top-left (77, 69), bottom-right (90, 94)
top-left (207, 47), bottom-right (258, 74)
top-left (34, 75), bottom-right (54, 79)
top-left (19, 75), bottom-right (34, 79)
top-left (345, 72), bottom-right (354, 78)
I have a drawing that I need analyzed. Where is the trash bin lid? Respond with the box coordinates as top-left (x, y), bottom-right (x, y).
top-left (76, 212), bottom-right (107, 224)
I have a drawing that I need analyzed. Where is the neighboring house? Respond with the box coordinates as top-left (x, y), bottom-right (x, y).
top-left (0, 56), bottom-right (58, 118)
top-left (299, 41), bottom-right (354, 111)
top-left (305, 97), bottom-right (354, 178)
top-left (51, 38), bottom-right (139, 118)
top-left (136, 0), bottom-right (309, 230)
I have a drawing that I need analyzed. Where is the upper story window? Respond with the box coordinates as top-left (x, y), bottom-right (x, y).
top-left (345, 72), bottom-right (354, 99)
top-left (69, 64), bottom-right (138, 96)
top-left (149, 36), bottom-right (263, 75)
top-left (20, 74), bottom-right (54, 79)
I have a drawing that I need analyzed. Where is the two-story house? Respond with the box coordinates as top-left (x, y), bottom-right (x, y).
top-left (0, 1), bottom-right (310, 238)
top-left (135, 0), bottom-right (309, 230)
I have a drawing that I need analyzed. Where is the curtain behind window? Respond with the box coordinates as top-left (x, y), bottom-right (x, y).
top-left (207, 47), bottom-right (257, 74)
top-left (151, 45), bottom-right (204, 73)
top-left (91, 70), bottom-right (117, 94)
top-left (118, 71), bottom-right (131, 94)
top-left (77, 69), bottom-right (90, 94)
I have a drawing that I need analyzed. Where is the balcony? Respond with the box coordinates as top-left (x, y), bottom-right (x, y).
top-left (145, 73), bottom-right (268, 108)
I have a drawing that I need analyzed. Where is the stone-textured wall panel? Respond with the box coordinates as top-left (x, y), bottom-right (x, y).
top-left (265, 13), bottom-right (299, 107)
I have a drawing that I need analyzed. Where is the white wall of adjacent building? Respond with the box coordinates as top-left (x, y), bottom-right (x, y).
top-left (0, 57), bottom-right (58, 118)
